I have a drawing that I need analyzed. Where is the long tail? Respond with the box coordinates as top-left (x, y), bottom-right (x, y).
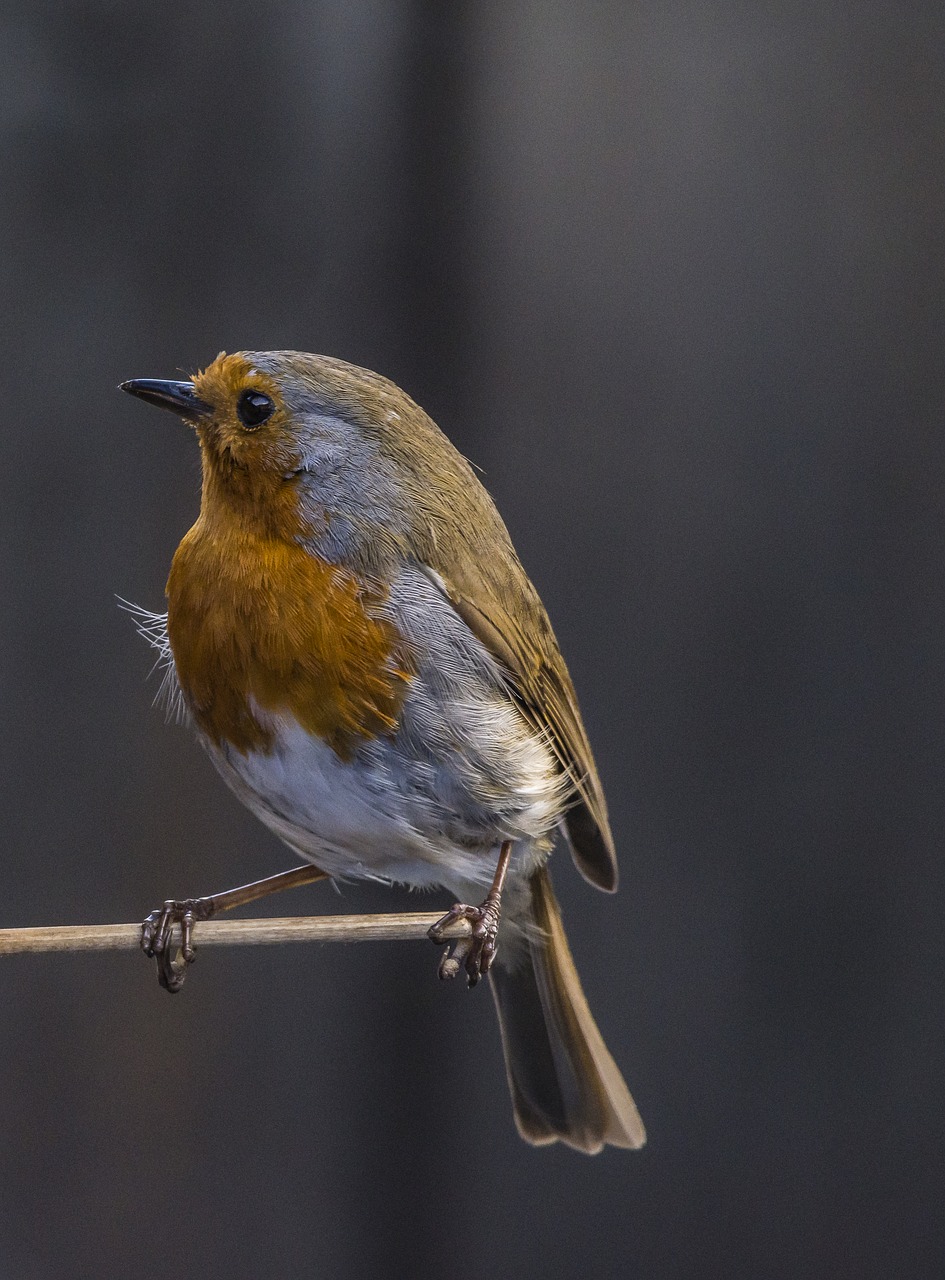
top-left (489, 865), bottom-right (645, 1154)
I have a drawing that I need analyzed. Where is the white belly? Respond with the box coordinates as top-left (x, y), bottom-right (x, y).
top-left (205, 698), bottom-right (564, 895)
top-left (126, 568), bottom-right (569, 897)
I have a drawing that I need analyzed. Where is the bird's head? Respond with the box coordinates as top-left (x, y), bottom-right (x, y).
top-left (121, 350), bottom-right (447, 553)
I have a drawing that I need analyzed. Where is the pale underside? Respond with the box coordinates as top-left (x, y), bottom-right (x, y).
top-left (127, 561), bottom-right (570, 911)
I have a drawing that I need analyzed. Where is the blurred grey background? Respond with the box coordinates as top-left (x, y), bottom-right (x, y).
top-left (0, 2), bottom-right (942, 1276)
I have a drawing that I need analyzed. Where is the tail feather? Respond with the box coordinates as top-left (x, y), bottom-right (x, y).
top-left (490, 865), bottom-right (645, 1154)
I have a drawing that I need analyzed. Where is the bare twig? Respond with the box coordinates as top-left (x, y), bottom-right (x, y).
top-left (0, 913), bottom-right (472, 956)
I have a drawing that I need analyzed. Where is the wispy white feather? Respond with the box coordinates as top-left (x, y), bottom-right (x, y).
top-left (116, 597), bottom-right (187, 724)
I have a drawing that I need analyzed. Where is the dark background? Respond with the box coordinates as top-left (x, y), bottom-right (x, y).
top-left (0, 2), bottom-right (942, 1276)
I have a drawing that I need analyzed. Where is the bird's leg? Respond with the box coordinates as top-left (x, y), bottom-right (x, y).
top-left (141, 863), bottom-right (328, 992)
top-left (428, 840), bottom-right (512, 988)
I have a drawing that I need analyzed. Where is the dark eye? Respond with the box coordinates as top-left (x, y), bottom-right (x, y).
top-left (237, 388), bottom-right (275, 430)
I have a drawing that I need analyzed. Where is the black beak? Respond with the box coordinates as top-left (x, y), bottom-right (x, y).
top-left (119, 378), bottom-right (213, 422)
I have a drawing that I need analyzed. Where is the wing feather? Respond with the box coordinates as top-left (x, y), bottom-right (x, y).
top-left (423, 566), bottom-right (618, 892)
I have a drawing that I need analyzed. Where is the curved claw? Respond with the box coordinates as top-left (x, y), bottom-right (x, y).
top-left (141, 897), bottom-right (214, 993)
top-left (428, 896), bottom-right (501, 988)
top-left (156, 944), bottom-right (189, 993)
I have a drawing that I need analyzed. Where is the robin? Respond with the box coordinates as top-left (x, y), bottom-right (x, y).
top-left (120, 351), bottom-right (645, 1154)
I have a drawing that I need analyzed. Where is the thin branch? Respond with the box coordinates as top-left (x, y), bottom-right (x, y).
top-left (0, 913), bottom-right (472, 956)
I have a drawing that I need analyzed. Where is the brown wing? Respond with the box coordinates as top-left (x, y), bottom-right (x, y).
top-left (424, 564), bottom-right (618, 893)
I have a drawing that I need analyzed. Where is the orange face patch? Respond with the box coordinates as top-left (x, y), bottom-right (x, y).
top-left (190, 352), bottom-right (300, 496)
top-left (193, 350), bottom-right (278, 402)
top-left (167, 351), bottom-right (412, 757)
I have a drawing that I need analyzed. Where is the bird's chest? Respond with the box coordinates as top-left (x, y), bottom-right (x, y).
top-left (165, 526), bottom-right (410, 759)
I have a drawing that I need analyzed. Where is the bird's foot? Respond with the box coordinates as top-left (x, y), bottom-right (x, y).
top-left (141, 897), bottom-right (216, 993)
top-left (428, 890), bottom-right (502, 988)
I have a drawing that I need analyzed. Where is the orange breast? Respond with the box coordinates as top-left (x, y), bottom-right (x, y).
top-left (167, 525), bottom-right (411, 758)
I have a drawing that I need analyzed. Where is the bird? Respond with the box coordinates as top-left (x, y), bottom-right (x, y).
top-left (120, 350), bottom-right (645, 1154)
